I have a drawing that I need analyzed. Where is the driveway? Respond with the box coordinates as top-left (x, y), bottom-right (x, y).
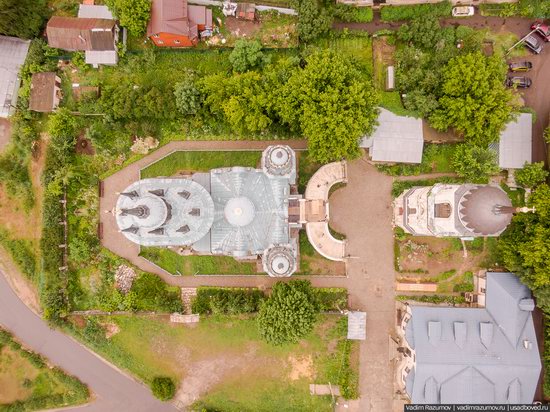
top-left (335, 14), bottom-right (549, 163)
top-left (0, 269), bottom-right (176, 412)
top-left (329, 158), bottom-right (400, 412)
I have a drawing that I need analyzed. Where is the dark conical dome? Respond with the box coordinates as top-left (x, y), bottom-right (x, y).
top-left (458, 186), bottom-right (513, 236)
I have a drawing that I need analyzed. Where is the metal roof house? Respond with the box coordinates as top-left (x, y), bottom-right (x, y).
top-left (394, 183), bottom-right (514, 238)
top-left (0, 35), bottom-right (30, 118)
top-left (360, 108), bottom-right (424, 164)
top-left (115, 146), bottom-right (301, 277)
top-left (396, 272), bottom-right (541, 404)
top-left (491, 113), bottom-right (532, 170)
top-left (46, 15), bottom-right (119, 67)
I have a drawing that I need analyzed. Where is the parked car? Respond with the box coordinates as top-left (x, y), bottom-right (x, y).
top-left (452, 6), bottom-right (475, 17)
top-left (523, 34), bottom-right (543, 54)
top-left (506, 76), bottom-right (532, 88)
top-left (508, 61), bottom-right (533, 72)
top-left (531, 21), bottom-right (550, 42)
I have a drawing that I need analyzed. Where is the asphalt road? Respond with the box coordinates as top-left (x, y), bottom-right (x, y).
top-left (0, 270), bottom-right (176, 412)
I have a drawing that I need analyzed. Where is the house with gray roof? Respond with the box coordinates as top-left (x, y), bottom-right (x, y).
top-left (490, 113), bottom-right (532, 170)
top-left (396, 272), bottom-right (541, 404)
top-left (360, 108), bottom-right (424, 164)
top-left (0, 36), bottom-right (30, 118)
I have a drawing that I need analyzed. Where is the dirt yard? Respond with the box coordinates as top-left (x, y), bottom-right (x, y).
top-left (373, 36), bottom-right (396, 90)
top-left (396, 236), bottom-right (485, 278)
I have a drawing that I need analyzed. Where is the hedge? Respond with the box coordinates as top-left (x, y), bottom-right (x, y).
top-left (380, 1), bottom-right (452, 21)
top-left (480, 0), bottom-right (550, 18)
top-left (333, 4), bottom-right (374, 23)
top-left (396, 294), bottom-right (466, 304)
top-left (314, 288), bottom-right (348, 312)
top-left (192, 287), bottom-right (265, 315)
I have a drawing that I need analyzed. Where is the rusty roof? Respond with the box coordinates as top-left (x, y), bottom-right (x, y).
top-left (46, 16), bottom-right (116, 51)
top-left (29, 72), bottom-right (59, 112)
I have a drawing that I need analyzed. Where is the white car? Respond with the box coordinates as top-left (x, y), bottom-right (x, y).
top-left (452, 6), bottom-right (475, 17)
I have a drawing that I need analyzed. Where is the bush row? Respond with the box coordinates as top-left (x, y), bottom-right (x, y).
top-left (0, 229), bottom-right (36, 280)
top-left (192, 287), bottom-right (265, 315)
top-left (380, 1), bottom-right (452, 22)
top-left (333, 4), bottom-right (374, 23)
top-left (480, 0), bottom-right (550, 18)
top-left (396, 294), bottom-right (466, 304)
top-left (191, 286), bottom-right (349, 315)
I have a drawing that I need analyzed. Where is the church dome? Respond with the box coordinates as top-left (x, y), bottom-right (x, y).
top-left (458, 185), bottom-right (513, 236)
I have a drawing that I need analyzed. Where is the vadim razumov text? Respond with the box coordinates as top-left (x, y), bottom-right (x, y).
top-left (404, 405), bottom-right (549, 412)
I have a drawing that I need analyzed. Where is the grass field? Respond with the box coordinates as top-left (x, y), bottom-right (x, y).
top-left (316, 35), bottom-right (373, 76)
top-left (69, 314), bottom-right (358, 409)
top-left (378, 143), bottom-right (457, 177)
top-left (140, 247), bottom-right (257, 275)
top-left (140, 151), bottom-right (262, 178)
top-left (0, 329), bottom-right (89, 410)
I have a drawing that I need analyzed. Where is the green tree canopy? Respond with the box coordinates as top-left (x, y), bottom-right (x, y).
top-left (290, 0), bottom-right (333, 42)
top-left (229, 39), bottom-right (268, 73)
top-left (201, 71), bottom-right (272, 135)
top-left (0, 0), bottom-right (47, 39)
top-left (105, 0), bottom-right (151, 36)
top-left (515, 162), bottom-right (549, 188)
top-left (452, 144), bottom-right (499, 183)
top-left (257, 280), bottom-right (319, 345)
top-left (174, 73), bottom-right (202, 115)
top-left (499, 184), bottom-right (550, 301)
top-left (429, 52), bottom-right (516, 146)
top-left (276, 50), bottom-right (379, 163)
top-left (150, 377), bottom-right (176, 401)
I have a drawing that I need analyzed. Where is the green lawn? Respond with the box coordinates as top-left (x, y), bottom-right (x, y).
top-left (140, 247), bottom-right (257, 275)
top-left (380, 91), bottom-right (419, 118)
top-left (68, 314), bottom-right (358, 409)
top-left (140, 151), bottom-right (262, 178)
top-left (379, 143), bottom-right (458, 177)
top-left (316, 35), bottom-right (373, 75)
top-left (0, 329), bottom-right (89, 411)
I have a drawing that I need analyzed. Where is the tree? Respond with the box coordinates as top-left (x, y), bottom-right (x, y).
top-left (275, 50), bottom-right (378, 163)
top-left (397, 15), bottom-right (450, 51)
top-left (257, 280), bottom-right (319, 345)
top-left (429, 52), bottom-right (516, 146)
top-left (104, 0), bottom-right (151, 36)
top-left (174, 75), bottom-right (202, 115)
top-left (0, 0), bottom-right (47, 39)
top-left (499, 184), bottom-right (550, 302)
top-left (515, 162), bottom-right (549, 188)
top-left (201, 72), bottom-right (272, 135)
top-left (229, 40), bottom-right (267, 73)
top-left (452, 144), bottom-right (499, 182)
top-left (150, 377), bottom-right (176, 401)
top-left (290, 0), bottom-right (333, 43)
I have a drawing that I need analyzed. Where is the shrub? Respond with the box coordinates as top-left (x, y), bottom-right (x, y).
top-left (192, 287), bottom-right (265, 315)
top-left (229, 39), bottom-right (268, 73)
top-left (452, 144), bottom-right (500, 183)
top-left (174, 74), bottom-right (203, 115)
top-left (314, 288), bottom-right (348, 311)
top-left (515, 162), bottom-right (549, 188)
top-left (128, 273), bottom-right (183, 313)
top-left (380, 1), bottom-right (452, 21)
top-left (332, 5), bottom-right (373, 23)
top-left (105, 0), bottom-right (151, 36)
top-left (151, 376), bottom-right (176, 401)
top-left (257, 280), bottom-right (319, 345)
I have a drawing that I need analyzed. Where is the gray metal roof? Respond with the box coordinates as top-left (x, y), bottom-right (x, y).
top-left (405, 272), bottom-right (541, 404)
top-left (347, 311), bottom-right (366, 340)
top-left (0, 36), bottom-right (30, 118)
top-left (360, 108), bottom-right (424, 164)
top-left (209, 167), bottom-right (290, 257)
top-left (497, 113), bottom-right (532, 169)
top-left (85, 50), bottom-right (118, 66)
top-left (78, 4), bottom-right (114, 19)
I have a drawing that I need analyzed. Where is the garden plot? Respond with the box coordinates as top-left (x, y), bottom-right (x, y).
top-left (395, 236), bottom-right (494, 293)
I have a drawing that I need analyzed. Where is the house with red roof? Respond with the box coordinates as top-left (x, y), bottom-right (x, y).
top-left (147, 0), bottom-right (212, 47)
